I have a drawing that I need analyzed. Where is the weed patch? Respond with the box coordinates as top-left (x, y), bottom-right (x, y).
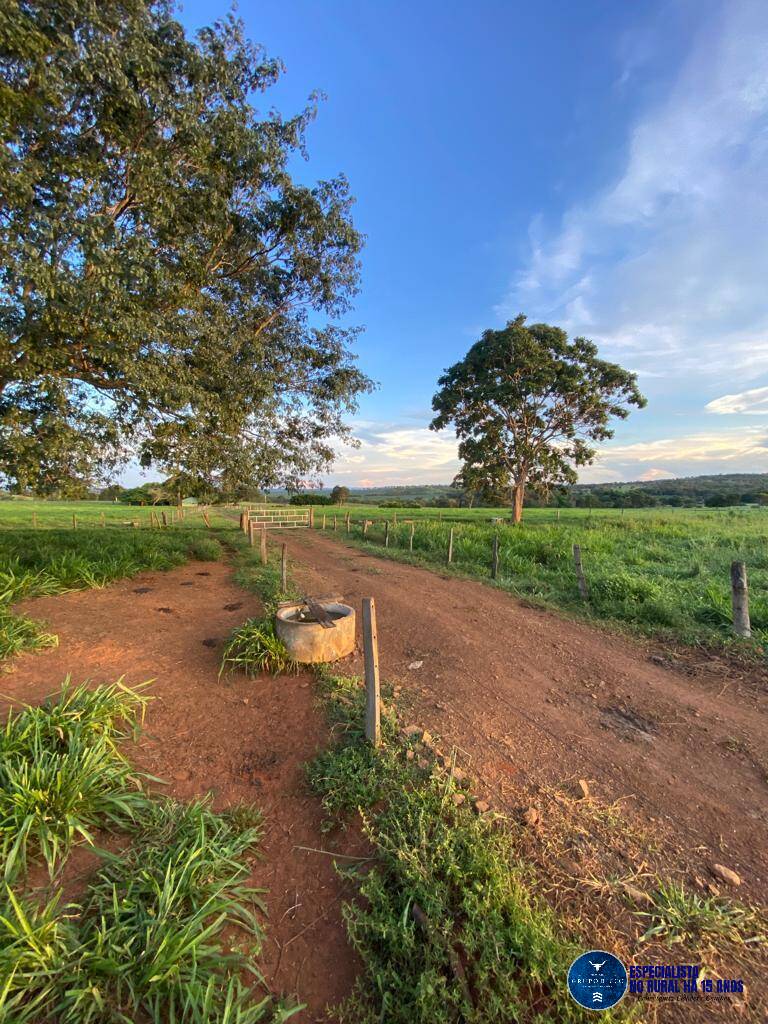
top-left (639, 881), bottom-right (766, 949)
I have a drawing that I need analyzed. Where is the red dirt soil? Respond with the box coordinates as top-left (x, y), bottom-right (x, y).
top-left (4, 560), bottom-right (365, 1022)
top-left (285, 530), bottom-right (768, 906)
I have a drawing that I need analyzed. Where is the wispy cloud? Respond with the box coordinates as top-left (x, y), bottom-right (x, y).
top-left (499, 0), bottom-right (768, 385)
top-left (330, 422), bottom-right (459, 485)
top-left (571, 425), bottom-right (768, 483)
top-left (706, 385), bottom-right (768, 415)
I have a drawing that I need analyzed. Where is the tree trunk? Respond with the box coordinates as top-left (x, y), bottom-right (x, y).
top-left (512, 480), bottom-right (525, 524)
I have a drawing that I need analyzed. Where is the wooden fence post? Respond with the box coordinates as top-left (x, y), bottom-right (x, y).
top-left (447, 527), bottom-right (454, 564)
top-left (260, 525), bottom-right (267, 565)
top-left (100, 511), bottom-right (105, 527)
top-left (202, 511), bottom-right (211, 529)
top-left (363, 519), bottom-right (369, 536)
top-left (32, 512), bottom-right (37, 528)
top-left (281, 543), bottom-right (288, 592)
top-left (309, 507), bottom-right (315, 528)
top-left (362, 597), bottom-right (381, 748)
top-left (491, 533), bottom-right (499, 580)
top-left (322, 513), bottom-right (326, 530)
top-left (162, 511), bottom-right (168, 527)
top-left (72, 514), bottom-right (77, 529)
top-left (249, 522), bottom-right (255, 547)
top-left (333, 515), bottom-right (337, 531)
top-left (346, 512), bottom-right (350, 533)
top-left (573, 544), bottom-right (589, 601)
top-left (384, 521), bottom-right (390, 548)
top-left (731, 561), bottom-right (751, 638)
top-left (409, 522), bottom-right (415, 552)
top-left (393, 510), bottom-right (397, 526)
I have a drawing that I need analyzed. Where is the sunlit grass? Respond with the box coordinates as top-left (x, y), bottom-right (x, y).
top-left (0, 681), bottom-right (152, 880)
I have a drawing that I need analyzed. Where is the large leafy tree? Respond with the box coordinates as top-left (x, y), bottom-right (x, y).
top-left (431, 316), bottom-right (646, 523)
top-left (0, 0), bottom-right (369, 493)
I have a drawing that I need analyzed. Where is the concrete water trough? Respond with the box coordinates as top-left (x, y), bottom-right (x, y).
top-left (275, 598), bottom-right (356, 664)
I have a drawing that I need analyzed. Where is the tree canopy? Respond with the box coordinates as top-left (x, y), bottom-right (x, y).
top-left (431, 316), bottom-right (646, 522)
top-left (0, 0), bottom-right (370, 493)
top-left (330, 484), bottom-right (350, 505)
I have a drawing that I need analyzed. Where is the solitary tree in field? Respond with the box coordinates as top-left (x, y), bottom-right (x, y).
top-left (330, 485), bottom-right (350, 505)
top-left (431, 316), bottom-right (646, 523)
top-left (0, 0), bottom-right (369, 494)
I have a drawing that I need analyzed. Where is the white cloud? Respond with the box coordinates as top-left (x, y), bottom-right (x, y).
top-left (706, 385), bottom-right (768, 415)
top-left (330, 422), bottom-right (460, 486)
top-left (500, 0), bottom-right (768, 386)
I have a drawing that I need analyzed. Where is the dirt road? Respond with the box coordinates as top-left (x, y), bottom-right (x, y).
top-left (286, 529), bottom-right (768, 907)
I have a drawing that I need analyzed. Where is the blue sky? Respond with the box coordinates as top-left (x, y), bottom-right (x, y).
top-left (168, 0), bottom-right (768, 488)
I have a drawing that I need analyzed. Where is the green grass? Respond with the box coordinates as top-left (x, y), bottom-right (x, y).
top-left (306, 670), bottom-right (630, 1023)
top-left (220, 619), bottom-right (298, 677)
top-left (0, 681), bottom-right (152, 881)
top-left (314, 504), bottom-right (768, 650)
top-left (0, 800), bottom-right (300, 1024)
top-left (639, 881), bottom-right (766, 949)
top-left (0, 680), bottom-right (300, 1023)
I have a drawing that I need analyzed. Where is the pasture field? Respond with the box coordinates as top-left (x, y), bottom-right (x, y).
top-left (311, 503), bottom-right (768, 649)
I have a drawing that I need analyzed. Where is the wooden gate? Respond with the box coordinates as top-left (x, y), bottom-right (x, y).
top-left (246, 506), bottom-right (310, 530)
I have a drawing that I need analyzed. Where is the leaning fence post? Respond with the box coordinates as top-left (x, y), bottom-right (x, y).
top-left (281, 543), bottom-right (288, 592)
top-left (362, 597), bottom-right (381, 747)
top-left (573, 544), bottom-right (589, 601)
top-left (447, 527), bottom-right (454, 564)
top-left (731, 561), bottom-right (751, 638)
top-left (260, 525), bottom-right (267, 565)
top-left (384, 521), bottom-right (390, 548)
top-left (491, 533), bottom-right (499, 580)
top-left (409, 522), bottom-right (415, 552)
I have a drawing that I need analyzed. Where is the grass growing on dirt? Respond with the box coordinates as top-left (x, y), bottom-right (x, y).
top-left (315, 505), bottom-right (768, 651)
top-left (220, 618), bottom-right (298, 677)
top-left (639, 881), bottom-right (766, 949)
top-left (0, 680), bottom-right (300, 1023)
top-left (307, 670), bottom-right (628, 1023)
top-left (0, 681), bottom-right (152, 881)
top-left (0, 525), bottom-right (226, 660)
top-left (0, 607), bottom-right (57, 658)
top-left (1, 799), bottom-right (300, 1024)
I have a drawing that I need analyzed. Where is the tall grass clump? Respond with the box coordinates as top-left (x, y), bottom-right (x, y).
top-left (0, 888), bottom-right (78, 1024)
top-left (0, 681), bottom-right (152, 880)
top-left (0, 608), bottom-right (57, 659)
top-left (220, 618), bottom-right (298, 677)
top-left (0, 800), bottom-right (301, 1024)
